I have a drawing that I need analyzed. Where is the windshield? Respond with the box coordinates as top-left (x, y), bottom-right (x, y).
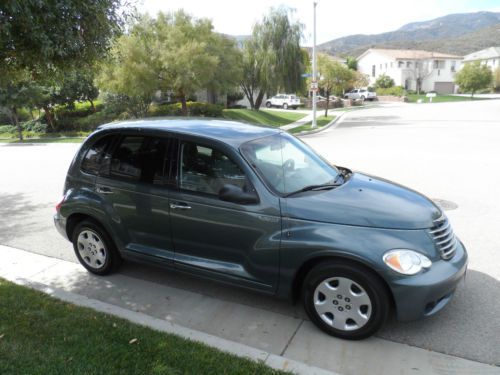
top-left (240, 133), bottom-right (339, 195)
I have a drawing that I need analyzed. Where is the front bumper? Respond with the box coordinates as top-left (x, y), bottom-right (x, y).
top-left (54, 212), bottom-right (68, 240)
top-left (390, 240), bottom-right (468, 321)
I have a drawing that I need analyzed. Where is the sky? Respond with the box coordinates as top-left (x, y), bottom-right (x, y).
top-left (140, 0), bottom-right (500, 45)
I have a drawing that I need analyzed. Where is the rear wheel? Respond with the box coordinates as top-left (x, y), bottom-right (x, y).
top-left (302, 261), bottom-right (389, 340)
top-left (72, 220), bottom-right (121, 275)
top-left (266, 102), bottom-right (272, 108)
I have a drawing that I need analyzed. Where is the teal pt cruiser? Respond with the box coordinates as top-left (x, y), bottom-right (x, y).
top-left (54, 119), bottom-right (467, 339)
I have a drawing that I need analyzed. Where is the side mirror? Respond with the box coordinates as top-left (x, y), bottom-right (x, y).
top-left (218, 184), bottom-right (259, 205)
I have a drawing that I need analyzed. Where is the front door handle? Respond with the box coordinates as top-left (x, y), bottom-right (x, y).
top-left (170, 203), bottom-right (192, 210)
top-left (96, 186), bottom-right (113, 194)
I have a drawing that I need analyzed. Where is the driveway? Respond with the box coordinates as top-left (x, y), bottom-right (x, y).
top-left (0, 99), bottom-right (499, 372)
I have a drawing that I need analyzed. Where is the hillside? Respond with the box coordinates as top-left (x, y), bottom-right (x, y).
top-left (318, 11), bottom-right (500, 57)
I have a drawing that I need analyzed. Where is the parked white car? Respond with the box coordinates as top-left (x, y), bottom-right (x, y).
top-left (344, 88), bottom-right (377, 101)
top-left (265, 94), bottom-right (301, 109)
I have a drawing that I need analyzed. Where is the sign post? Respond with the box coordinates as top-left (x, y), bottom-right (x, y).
top-left (312, 2), bottom-right (318, 128)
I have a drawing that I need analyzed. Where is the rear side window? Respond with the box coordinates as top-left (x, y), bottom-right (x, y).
top-left (180, 141), bottom-right (246, 195)
top-left (81, 135), bottom-right (115, 175)
top-left (109, 136), bottom-right (168, 185)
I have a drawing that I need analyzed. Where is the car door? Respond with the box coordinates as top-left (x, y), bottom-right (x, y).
top-left (168, 137), bottom-right (282, 292)
top-left (95, 133), bottom-right (175, 262)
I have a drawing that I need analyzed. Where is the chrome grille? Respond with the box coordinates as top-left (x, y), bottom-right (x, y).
top-left (429, 215), bottom-right (457, 260)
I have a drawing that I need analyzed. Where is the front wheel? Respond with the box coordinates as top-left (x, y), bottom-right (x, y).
top-left (302, 261), bottom-right (389, 340)
top-left (72, 220), bottom-right (122, 275)
top-left (282, 103), bottom-right (288, 109)
top-left (266, 102), bottom-right (272, 108)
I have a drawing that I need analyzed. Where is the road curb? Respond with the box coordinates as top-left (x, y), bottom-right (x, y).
top-left (292, 111), bottom-right (346, 136)
top-left (3, 271), bottom-right (339, 375)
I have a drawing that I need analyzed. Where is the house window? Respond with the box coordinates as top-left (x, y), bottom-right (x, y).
top-left (451, 61), bottom-right (456, 72)
top-left (398, 61), bottom-right (404, 68)
top-left (385, 63), bottom-right (387, 69)
top-left (380, 63), bottom-right (382, 69)
top-left (406, 61), bottom-right (412, 68)
top-left (433, 60), bottom-right (445, 69)
top-left (390, 62), bottom-right (393, 68)
top-left (372, 65), bottom-right (376, 77)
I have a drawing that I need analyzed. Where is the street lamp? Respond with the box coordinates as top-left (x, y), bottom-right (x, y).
top-left (312, 1), bottom-right (318, 128)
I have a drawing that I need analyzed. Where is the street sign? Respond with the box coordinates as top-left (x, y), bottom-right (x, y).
top-left (301, 73), bottom-right (313, 78)
top-left (310, 81), bottom-right (318, 90)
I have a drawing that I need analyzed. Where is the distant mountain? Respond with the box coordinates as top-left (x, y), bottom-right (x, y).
top-left (318, 11), bottom-right (500, 57)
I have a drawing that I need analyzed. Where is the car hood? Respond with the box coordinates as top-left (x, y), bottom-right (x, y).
top-left (283, 173), bottom-right (441, 229)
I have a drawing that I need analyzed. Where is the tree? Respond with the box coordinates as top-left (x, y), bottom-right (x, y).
top-left (0, 0), bottom-right (129, 139)
top-left (317, 54), bottom-right (356, 116)
top-left (493, 67), bottom-right (500, 93)
top-left (455, 62), bottom-right (493, 97)
top-left (407, 60), bottom-right (433, 94)
top-left (346, 56), bottom-right (358, 71)
top-left (240, 7), bottom-right (305, 110)
top-left (98, 21), bottom-right (160, 118)
top-left (0, 0), bottom-right (128, 77)
top-left (375, 74), bottom-right (395, 88)
top-left (99, 11), bottom-right (241, 116)
top-left (59, 70), bottom-right (100, 110)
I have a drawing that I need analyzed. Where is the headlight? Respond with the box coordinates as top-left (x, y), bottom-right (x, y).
top-left (383, 249), bottom-right (432, 275)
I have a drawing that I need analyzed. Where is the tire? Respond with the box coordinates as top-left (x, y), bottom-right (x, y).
top-left (72, 220), bottom-right (122, 275)
top-left (302, 261), bottom-right (389, 340)
top-left (266, 102), bottom-right (272, 108)
top-left (283, 103), bottom-right (288, 109)
top-left (360, 96), bottom-right (365, 101)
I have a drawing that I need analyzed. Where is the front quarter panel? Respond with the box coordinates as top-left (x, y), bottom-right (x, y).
top-left (277, 217), bottom-right (439, 299)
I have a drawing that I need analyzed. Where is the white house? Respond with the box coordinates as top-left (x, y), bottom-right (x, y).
top-left (463, 47), bottom-right (500, 70)
top-left (357, 48), bottom-right (463, 94)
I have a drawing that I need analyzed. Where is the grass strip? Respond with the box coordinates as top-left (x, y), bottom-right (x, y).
top-left (0, 278), bottom-right (288, 375)
top-left (289, 116), bottom-right (335, 134)
top-left (223, 109), bottom-right (306, 127)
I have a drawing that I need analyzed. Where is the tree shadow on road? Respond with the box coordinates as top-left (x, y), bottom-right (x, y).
top-left (0, 192), bottom-right (51, 243)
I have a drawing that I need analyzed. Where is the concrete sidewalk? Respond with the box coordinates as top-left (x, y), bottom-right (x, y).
top-left (1, 245), bottom-right (499, 375)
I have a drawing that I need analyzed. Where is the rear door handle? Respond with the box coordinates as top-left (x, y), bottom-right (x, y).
top-left (96, 186), bottom-right (113, 194)
top-left (170, 203), bottom-right (192, 210)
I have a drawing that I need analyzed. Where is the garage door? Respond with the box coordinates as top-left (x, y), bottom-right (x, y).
top-left (434, 82), bottom-right (455, 94)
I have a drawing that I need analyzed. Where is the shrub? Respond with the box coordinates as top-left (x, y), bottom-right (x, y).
top-left (375, 74), bottom-right (395, 89)
top-left (21, 120), bottom-right (48, 133)
top-left (0, 125), bottom-right (16, 134)
top-left (376, 86), bottom-right (405, 97)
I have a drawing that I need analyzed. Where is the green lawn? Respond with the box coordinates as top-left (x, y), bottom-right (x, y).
top-left (406, 94), bottom-right (489, 103)
top-left (0, 131), bottom-right (90, 143)
top-left (0, 137), bottom-right (86, 143)
top-left (223, 109), bottom-right (306, 127)
top-left (0, 278), bottom-right (287, 375)
top-left (289, 115), bottom-right (335, 134)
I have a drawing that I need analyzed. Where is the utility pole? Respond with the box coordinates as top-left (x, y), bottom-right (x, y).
top-left (312, 1), bottom-right (318, 128)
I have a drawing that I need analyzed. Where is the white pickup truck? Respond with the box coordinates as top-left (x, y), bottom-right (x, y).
top-left (265, 94), bottom-right (301, 109)
top-left (344, 88), bottom-right (377, 101)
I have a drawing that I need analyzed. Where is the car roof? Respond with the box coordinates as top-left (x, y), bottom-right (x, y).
top-left (97, 118), bottom-right (281, 148)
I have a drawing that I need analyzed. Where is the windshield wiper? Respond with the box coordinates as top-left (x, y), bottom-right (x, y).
top-left (284, 182), bottom-right (342, 197)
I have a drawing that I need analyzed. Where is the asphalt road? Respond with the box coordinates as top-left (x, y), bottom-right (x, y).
top-left (1, 99), bottom-right (499, 365)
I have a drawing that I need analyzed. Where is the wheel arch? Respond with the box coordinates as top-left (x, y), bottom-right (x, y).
top-left (291, 255), bottom-right (395, 310)
top-left (66, 212), bottom-right (118, 251)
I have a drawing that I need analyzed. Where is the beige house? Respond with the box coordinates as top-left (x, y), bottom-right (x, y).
top-left (357, 48), bottom-right (463, 94)
top-left (463, 47), bottom-right (500, 70)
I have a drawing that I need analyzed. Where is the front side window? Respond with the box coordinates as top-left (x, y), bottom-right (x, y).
top-left (240, 133), bottom-right (339, 195)
top-left (109, 136), bottom-right (168, 184)
top-left (180, 142), bottom-right (246, 195)
top-left (81, 135), bottom-right (116, 175)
